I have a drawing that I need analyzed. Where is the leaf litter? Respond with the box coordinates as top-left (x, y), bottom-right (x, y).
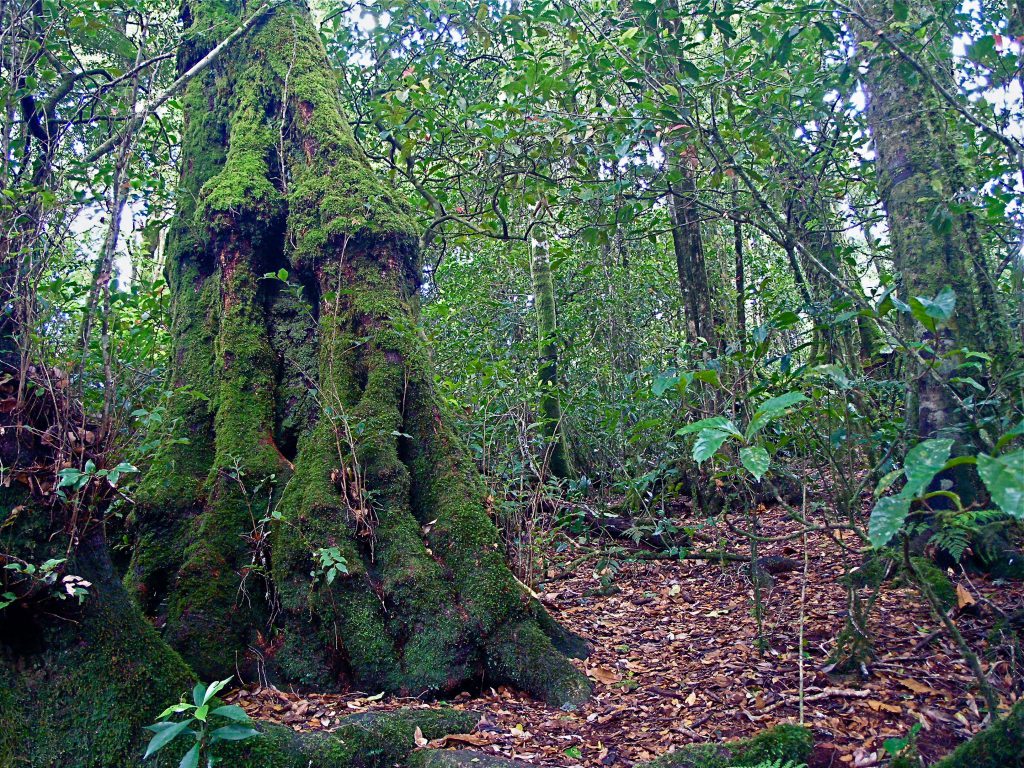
top-left (228, 501), bottom-right (1024, 768)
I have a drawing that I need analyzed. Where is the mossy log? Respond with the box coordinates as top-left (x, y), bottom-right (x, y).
top-left (123, 0), bottom-right (588, 707)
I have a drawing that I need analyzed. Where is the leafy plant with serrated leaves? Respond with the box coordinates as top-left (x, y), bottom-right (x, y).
top-left (144, 677), bottom-right (260, 768)
top-left (727, 759), bottom-right (805, 768)
top-left (675, 391), bottom-right (808, 482)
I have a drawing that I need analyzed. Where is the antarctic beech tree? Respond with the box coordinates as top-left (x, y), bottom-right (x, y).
top-left (854, 0), bottom-right (1011, 455)
top-left (124, 0), bottom-right (589, 703)
top-left (1, 3), bottom-right (590, 763)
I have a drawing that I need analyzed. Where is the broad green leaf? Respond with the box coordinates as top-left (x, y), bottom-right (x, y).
top-left (874, 467), bottom-right (904, 498)
top-left (869, 496), bottom-right (911, 547)
top-left (211, 705), bottom-right (251, 723)
top-left (179, 744), bottom-right (200, 768)
top-left (192, 682), bottom-right (206, 707)
top-left (746, 392), bottom-right (807, 438)
top-left (202, 677), bottom-right (232, 705)
top-left (652, 371), bottom-right (680, 396)
top-left (144, 720), bottom-right (191, 758)
top-left (692, 369), bottom-right (721, 387)
top-left (676, 416), bottom-right (738, 436)
top-left (902, 439), bottom-right (954, 499)
top-left (739, 446), bottom-right (770, 481)
top-left (693, 428), bottom-right (732, 463)
top-left (977, 451), bottom-right (1024, 519)
top-left (209, 725), bottom-right (261, 743)
top-left (156, 702), bottom-right (194, 720)
top-left (910, 287), bottom-right (955, 328)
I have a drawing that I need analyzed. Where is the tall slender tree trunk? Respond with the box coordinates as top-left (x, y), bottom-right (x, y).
top-left (855, 0), bottom-right (1012, 452)
top-left (783, 171), bottom-right (865, 371)
top-left (668, 150), bottom-right (722, 353)
top-left (529, 225), bottom-right (571, 480)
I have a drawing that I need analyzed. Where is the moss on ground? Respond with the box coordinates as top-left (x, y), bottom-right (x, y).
top-left (646, 724), bottom-right (813, 768)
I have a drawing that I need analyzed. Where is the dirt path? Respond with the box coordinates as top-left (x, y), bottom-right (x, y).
top-left (231, 503), bottom-right (1024, 768)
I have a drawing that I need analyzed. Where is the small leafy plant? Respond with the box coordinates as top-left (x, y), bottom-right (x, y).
top-left (312, 546), bottom-right (350, 584)
top-left (1, 557), bottom-right (91, 609)
top-left (144, 678), bottom-right (259, 767)
top-left (57, 458), bottom-right (139, 498)
top-left (677, 391), bottom-right (808, 481)
top-left (867, 437), bottom-right (1024, 549)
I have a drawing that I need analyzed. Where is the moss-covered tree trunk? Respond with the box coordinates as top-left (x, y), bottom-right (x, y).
top-left (127, 0), bottom-right (589, 706)
top-left (854, 0), bottom-right (1011, 454)
top-left (529, 225), bottom-right (571, 481)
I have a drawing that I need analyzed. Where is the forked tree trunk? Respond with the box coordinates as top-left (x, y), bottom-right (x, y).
top-left (124, 0), bottom-right (589, 705)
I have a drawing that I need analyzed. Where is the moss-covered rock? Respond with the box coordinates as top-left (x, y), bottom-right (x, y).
top-left (409, 749), bottom-right (530, 768)
top-left (211, 709), bottom-right (480, 768)
top-left (931, 699), bottom-right (1024, 768)
top-left (646, 723), bottom-right (813, 768)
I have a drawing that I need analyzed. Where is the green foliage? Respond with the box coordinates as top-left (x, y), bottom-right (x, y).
top-left (143, 678), bottom-right (259, 767)
top-left (312, 547), bottom-right (350, 585)
top-left (868, 435), bottom-right (1024, 551)
top-left (647, 723), bottom-right (812, 768)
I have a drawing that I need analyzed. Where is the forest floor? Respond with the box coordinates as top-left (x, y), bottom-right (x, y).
top-left (229, 500), bottom-right (1024, 768)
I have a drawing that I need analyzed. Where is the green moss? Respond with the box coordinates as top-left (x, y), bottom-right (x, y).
top-left (841, 554), bottom-right (892, 590)
top-left (485, 620), bottom-right (591, 708)
top-left (268, 284), bottom-right (318, 448)
top-left (197, 52), bottom-right (283, 232)
top-left (129, 69), bottom-right (223, 613)
top-left (212, 709), bottom-right (478, 768)
top-left (729, 723), bottom-right (814, 765)
top-left (2, 536), bottom-right (194, 768)
top-left (646, 724), bottom-right (813, 768)
top-left (931, 699), bottom-right (1024, 768)
top-left (257, 5), bottom-right (417, 259)
top-left (906, 557), bottom-right (956, 611)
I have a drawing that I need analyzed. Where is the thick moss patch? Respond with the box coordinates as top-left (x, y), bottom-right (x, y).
top-left (646, 724), bottom-right (813, 768)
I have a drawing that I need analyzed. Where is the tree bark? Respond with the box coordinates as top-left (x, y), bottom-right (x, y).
top-left (668, 150), bottom-right (722, 353)
top-left (854, 0), bottom-right (1012, 451)
top-left (125, 0), bottom-right (589, 706)
top-left (529, 225), bottom-right (571, 480)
